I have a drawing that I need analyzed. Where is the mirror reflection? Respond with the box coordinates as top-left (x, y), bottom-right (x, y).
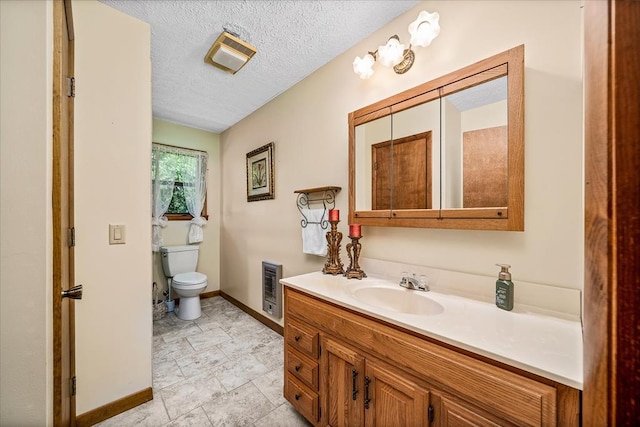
top-left (355, 77), bottom-right (509, 212)
top-left (441, 76), bottom-right (508, 209)
top-left (389, 97), bottom-right (439, 210)
top-left (355, 114), bottom-right (391, 211)
top-left (355, 97), bottom-right (441, 212)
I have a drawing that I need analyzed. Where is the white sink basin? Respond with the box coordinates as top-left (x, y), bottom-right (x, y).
top-left (352, 286), bottom-right (444, 316)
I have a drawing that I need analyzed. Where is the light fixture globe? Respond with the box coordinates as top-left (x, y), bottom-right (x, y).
top-left (408, 11), bottom-right (440, 47)
top-left (377, 36), bottom-right (406, 67)
top-left (353, 53), bottom-right (375, 79)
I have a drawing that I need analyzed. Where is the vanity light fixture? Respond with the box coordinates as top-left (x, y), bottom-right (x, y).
top-left (353, 10), bottom-right (440, 79)
top-left (204, 30), bottom-right (257, 74)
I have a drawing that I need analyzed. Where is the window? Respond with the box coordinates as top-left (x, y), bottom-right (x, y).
top-left (165, 182), bottom-right (207, 220)
top-left (163, 166), bottom-right (208, 220)
top-left (152, 143), bottom-right (208, 221)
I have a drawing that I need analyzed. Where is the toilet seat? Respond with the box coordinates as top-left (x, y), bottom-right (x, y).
top-left (173, 272), bottom-right (207, 287)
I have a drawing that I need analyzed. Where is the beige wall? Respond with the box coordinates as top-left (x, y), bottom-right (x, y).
top-left (152, 119), bottom-right (221, 296)
top-left (73, 0), bottom-right (152, 414)
top-left (0, 1), bottom-right (54, 424)
top-left (221, 1), bottom-right (584, 325)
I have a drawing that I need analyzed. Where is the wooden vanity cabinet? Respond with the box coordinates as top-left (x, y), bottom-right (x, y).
top-left (283, 287), bottom-right (580, 427)
top-left (319, 337), bottom-right (501, 427)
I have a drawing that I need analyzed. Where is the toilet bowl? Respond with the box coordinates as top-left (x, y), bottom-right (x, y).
top-left (160, 245), bottom-right (208, 321)
top-left (172, 272), bottom-right (207, 320)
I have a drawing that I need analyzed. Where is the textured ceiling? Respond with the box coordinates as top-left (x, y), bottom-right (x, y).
top-left (99, 0), bottom-right (420, 133)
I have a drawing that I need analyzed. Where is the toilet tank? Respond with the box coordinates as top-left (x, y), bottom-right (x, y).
top-left (160, 245), bottom-right (199, 277)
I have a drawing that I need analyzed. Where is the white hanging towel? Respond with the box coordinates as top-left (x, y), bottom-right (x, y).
top-left (302, 208), bottom-right (328, 256)
top-left (188, 216), bottom-right (207, 244)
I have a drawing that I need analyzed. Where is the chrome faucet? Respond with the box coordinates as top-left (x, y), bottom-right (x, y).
top-left (400, 273), bottom-right (429, 292)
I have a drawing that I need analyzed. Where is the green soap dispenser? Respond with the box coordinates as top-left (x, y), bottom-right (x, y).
top-left (495, 264), bottom-right (514, 311)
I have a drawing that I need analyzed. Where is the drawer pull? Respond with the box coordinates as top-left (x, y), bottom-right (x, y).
top-left (295, 393), bottom-right (301, 401)
top-left (295, 365), bottom-right (301, 372)
top-left (295, 335), bottom-right (301, 342)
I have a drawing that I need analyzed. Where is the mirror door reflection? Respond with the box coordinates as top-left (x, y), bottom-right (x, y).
top-left (389, 96), bottom-right (439, 211)
top-left (441, 76), bottom-right (508, 209)
top-left (373, 131), bottom-right (433, 210)
top-left (354, 113), bottom-right (390, 212)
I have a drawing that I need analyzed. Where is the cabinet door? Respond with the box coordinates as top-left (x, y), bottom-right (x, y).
top-left (321, 336), bottom-right (365, 427)
top-left (432, 392), bottom-right (514, 427)
top-left (364, 359), bottom-right (430, 427)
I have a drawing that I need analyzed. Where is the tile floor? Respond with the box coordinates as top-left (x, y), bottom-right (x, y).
top-left (96, 296), bottom-right (311, 427)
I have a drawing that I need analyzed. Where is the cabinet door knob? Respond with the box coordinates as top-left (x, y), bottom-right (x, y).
top-left (295, 365), bottom-right (301, 372)
top-left (294, 335), bottom-right (301, 342)
top-left (295, 393), bottom-right (301, 401)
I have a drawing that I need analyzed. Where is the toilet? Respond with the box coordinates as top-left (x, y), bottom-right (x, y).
top-left (160, 245), bottom-right (208, 320)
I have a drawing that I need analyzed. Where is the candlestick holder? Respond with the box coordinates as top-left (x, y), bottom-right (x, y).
top-left (322, 220), bottom-right (345, 275)
top-left (345, 235), bottom-right (366, 280)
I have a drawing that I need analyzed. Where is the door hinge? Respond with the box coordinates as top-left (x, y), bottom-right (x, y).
top-left (68, 227), bottom-right (75, 247)
top-left (428, 404), bottom-right (434, 423)
top-left (70, 376), bottom-right (76, 396)
top-left (373, 162), bottom-right (378, 170)
top-left (66, 76), bottom-right (75, 98)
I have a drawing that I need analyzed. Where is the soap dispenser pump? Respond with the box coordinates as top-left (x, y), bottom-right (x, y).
top-left (495, 264), bottom-right (514, 311)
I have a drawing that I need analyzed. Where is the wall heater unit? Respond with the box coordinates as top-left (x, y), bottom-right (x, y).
top-left (262, 261), bottom-right (282, 318)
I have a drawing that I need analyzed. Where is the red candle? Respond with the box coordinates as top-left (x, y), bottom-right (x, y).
top-left (349, 224), bottom-right (361, 237)
top-left (329, 209), bottom-right (339, 221)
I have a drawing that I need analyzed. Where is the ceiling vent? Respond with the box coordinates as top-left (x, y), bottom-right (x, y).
top-left (204, 31), bottom-right (256, 75)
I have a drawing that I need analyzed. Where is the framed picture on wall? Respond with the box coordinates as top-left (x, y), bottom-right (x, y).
top-left (246, 142), bottom-right (275, 202)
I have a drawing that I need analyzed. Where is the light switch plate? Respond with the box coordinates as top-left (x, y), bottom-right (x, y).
top-left (109, 224), bottom-right (126, 245)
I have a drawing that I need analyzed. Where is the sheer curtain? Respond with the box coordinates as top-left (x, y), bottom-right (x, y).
top-left (184, 151), bottom-right (208, 243)
top-left (151, 146), bottom-right (175, 252)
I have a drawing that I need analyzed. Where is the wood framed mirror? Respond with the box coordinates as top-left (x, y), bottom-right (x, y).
top-left (348, 45), bottom-right (524, 231)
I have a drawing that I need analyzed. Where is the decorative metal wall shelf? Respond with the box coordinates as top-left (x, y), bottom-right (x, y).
top-left (294, 186), bottom-right (341, 229)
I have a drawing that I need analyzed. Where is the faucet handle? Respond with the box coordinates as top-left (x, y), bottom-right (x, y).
top-left (418, 275), bottom-right (430, 291)
top-left (400, 272), bottom-right (409, 287)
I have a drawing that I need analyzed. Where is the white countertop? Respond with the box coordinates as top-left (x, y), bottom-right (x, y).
top-left (281, 271), bottom-right (583, 390)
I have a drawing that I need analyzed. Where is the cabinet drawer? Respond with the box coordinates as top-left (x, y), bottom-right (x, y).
top-left (286, 318), bottom-right (319, 358)
top-left (286, 346), bottom-right (319, 390)
top-left (285, 373), bottom-right (319, 424)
